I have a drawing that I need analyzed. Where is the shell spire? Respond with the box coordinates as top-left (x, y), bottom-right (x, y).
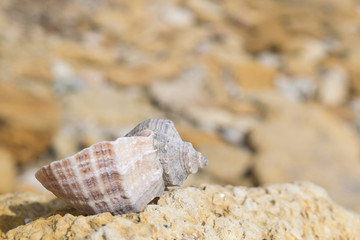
top-left (125, 119), bottom-right (208, 186)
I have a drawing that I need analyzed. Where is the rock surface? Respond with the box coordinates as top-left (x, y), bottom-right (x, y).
top-left (178, 123), bottom-right (252, 186)
top-left (0, 82), bottom-right (60, 164)
top-left (2, 182), bottom-right (360, 239)
top-left (0, 149), bottom-right (16, 193)
top-left (251, 102), bottom-right (360, 212)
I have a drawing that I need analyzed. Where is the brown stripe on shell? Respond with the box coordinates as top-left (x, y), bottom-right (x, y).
top-left (77, 150), bottom-right (92, 175)
top-left (53, 161), bottom-right (72, 199)
top-left (59, 158), bottom-right (84, 205)
top-left (93, 142), bottom-right (118, 212)
top-left (77, 148), bottom-right (105, 203)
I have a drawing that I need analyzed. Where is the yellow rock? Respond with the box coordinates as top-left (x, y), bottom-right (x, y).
top-left (53, 42), bottom-right (115, 68)
top-left (231, 61), bottom-right (277, 90)
top-left (0, 82), bottom-right (60, 164)
top-left (176, 123), bottom-right (222, 148)
top-left (0, 149), bottom-right (16, 193)
top-left (14, 57), bottom-right (53, 83)
top-left (106, 59), bottom-right (181, 86)
top-left (2, 183), bottom-right (360, 239)
top-left (177, 123), bottom-right (251, 186)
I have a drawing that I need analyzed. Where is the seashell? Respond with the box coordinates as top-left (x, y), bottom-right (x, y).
top-left (125, 119), bottom-right (208, 186)
top-left (36, 129), bottom-right (165, 215)
top-left (35, 119), bottom-right (207, 215)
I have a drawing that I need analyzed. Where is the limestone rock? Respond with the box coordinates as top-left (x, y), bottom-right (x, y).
top-left (275, 75), bottom-right (316, 102)
top-left (149, 67), bottom-right (260, 142)
top-left (244, 17), bottom-right (291, 53)
top-left (2, 182), bottom-right (360, 239)
top-left (106, 59), bottom-right (180, 87)
top-left (0, 149), bottom-right (16, 193)
top-left (0, 192), bottom-right (68, 238)
top-left (62, 87), bottom-right (163, 128)
top-left (345, 45), bottom-right (360, 95)
top-left (284, 38), bottom-right (327, 76)
top-left (187, 143), bottom-right (251, 186)
top-left (318, 66), bottom-right (349, 106)
top-left (53, 41), bottom-right (115, 68)
top-left (149, 66), bottom-right (210, 112)
top-left (0, 82), bottom-right (60, 163)
top-left (14, 56), bottom-right (53, 83)
top-left (231, 61), bottom-right (277, 90)
top-left (251, 103), bottom-right (360, 212)
top-left (178, 123), bottom-right (252, 186)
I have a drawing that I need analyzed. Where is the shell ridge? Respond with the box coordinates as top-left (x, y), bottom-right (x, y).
top-left (88, 144), bottom-right (111, 213)
top-left (70, 155), bottom-right (97, 213)
top-left (99, 142), bottom-right (117, 213)
top-left (42, 165), bottom-right (55, 191)
top-left (113, 137), bottom-right (134, 200)
top-left (182, 142), bottom-right (193, 175)
top-left (61, 158), bottom-right (82, 207)
top-left (49, 161), bottom-right (68, 197)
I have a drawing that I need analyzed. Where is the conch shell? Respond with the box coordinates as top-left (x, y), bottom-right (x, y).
top-left (35, 119), bottom-right (207, 215)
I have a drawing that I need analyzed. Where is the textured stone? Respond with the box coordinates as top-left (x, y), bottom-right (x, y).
top-left (284, 38), bottom-right (327, 76)
top-left (62, 87), bottom-right (163, 128)
top-left (53, 41), bottom-right (115, 68)
top-left (178, 123), bottom-right (252, 186)
top-left (0, 192), bottom-right (68, 238)
top-left (149, 66), bottom-right (210, 113)
top-left (106, 59), bottom-right (180, 86)
top-left (197, 143), bottom-right (251, 186)
top-left (251, 103), bottom-right (360, 212)
top-left (14, 56), bottom-right (52, 83)
top-left (318, 66), bottom-right (349, 106)
top-left (275, 75), bottom-right (316, 102)
top-left (3, 182), bottom-right (360, 239)
top-left (0, 82), bottom-right (60, 163)
top-left (345, 45), bottom-right (360, 95)
top-left (0, 149), bottom-right (16, 193)
top-left (231, 61), bottom-right (277, 90)
top-left (149, 67), bottom-right (260, 141)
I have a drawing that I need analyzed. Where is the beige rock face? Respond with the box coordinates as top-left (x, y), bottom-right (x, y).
top-left (193, 143), bottom-right (251, 186)
top-left (0, 192), bottom-right (68, 238)
top-left (178, 123), bottom-right (252, 186)
top-left (0, 149), bottom-right (16, 193)
top-left (251, 103), bottom-right (360, 212)
top-left (231, 61), bottom-right (277, 90)
top-left (62, 87), bottom-right (163, 128)
top-left (0, 82), bottom-right (60, 164)
top-left (2, 182), bottom-right (360, 239)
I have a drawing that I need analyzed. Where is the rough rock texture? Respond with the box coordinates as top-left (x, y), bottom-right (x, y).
top-left (2, 182), bottom-right (360, 239)
top-left (178, 123), bottom-right (252, 186)
top-left (0, 82), bottom-right (60, 164)
top-left (0, 192), bottom-right (68, 238)
top-left (251, 102), bottom-right (360, 212)
top-left (0, 149), bottom-right (16, 193)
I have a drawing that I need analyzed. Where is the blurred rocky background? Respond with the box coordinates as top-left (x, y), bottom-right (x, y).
top-left (1, 0), bottom-right (360, 217)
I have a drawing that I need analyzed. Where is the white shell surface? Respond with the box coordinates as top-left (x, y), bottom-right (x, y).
top-left (35, 130), bottom-right (164, 214)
